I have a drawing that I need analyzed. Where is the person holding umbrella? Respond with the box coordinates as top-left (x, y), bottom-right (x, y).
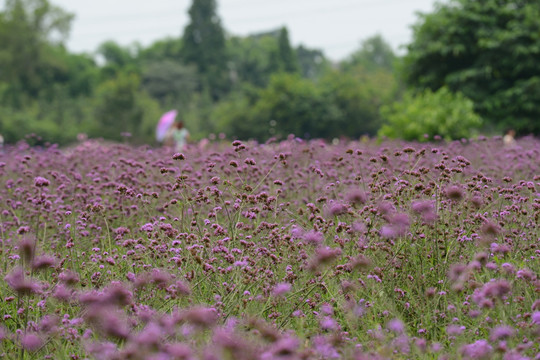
top-left (170, 121), bottom-right (190, 151)
top-left (156, 110), bottom-right (190, 151)
top-left (156, 110), bottom-right (177, 144)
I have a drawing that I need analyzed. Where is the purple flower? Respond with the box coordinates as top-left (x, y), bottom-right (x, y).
top-left (290, 225), bottom-right (304, 239)
top-left (172, 280), bottom-right (191, 297)
top-left (39, 315), bottom-right (60, 333)
top-left (103, 282), bottom-right (133, 306)
top-left (4, 267), bottom-right (40, 296)
top-left (411, 200), bottom-right (437, 223)
top-left (352, 299), bottom-right (367, 317)
top-left (481, 221), bottom-right (501, 237)
top-left (20, 333), bottom-right (42, 352)
top-left (85, 341), bottom-right (118, 358)
top-left (320, 316), bottom-right (338, 331)
top-left (134, 322), bottom-right (163, 347)
top-left (377, 201), bottom-right (395, 217)
top-left (348, 255), bottom-right (372, 272)
top-left (501, 262), bottom-right (516, 274)
top-left (181, 306), bottom-right (218, 327)
top-left (272, 282), bottom-right (292, 297)
top-left (390, 213), bottom-right (410, 234)
top-left (327, 201), bottom-right (348, 216)
top-left (351, 221), bottom-right (366, 233)
top-left (59, 270), bottom-right (80, 286)
top-left (31, 255), bottom-right (57, 270)
top-left (34, 176), bottom-right (50, 187)
top-left (141, 223), bottom-right (154, 232)
top-left (502, 350), bottom-right (531, 360)
top-left (212, 327), bottom-right (252, 358)
top-left (308, 246), bottom-right (342, 271)
top-left (150, 269), bottom-right (172, 288)
top-left (387, 318), bottom-right (405, 334)
top-left (531, 311), bottom-right (540, 325)
top-left (516, 268), bottom-right (536, 281)
top-left (446, 324), bottom-right (465, 336)
top-left (460, 339), bottom-right (493, 359)
top-left (381, 213), bottom-right (410, 238)
top-left (320, 303), bottom-right (333, 315)
top-left (313, 335), bottom-right (340, 359)
top-left (53, 284), bottom-right (72, 301)
top-left (345, 188), bottom-right (367, 205)
top-left (261, 336), bottom-right (299, 359)
top-left (411, 200), bottom-right (434, 214)
top-left (471, 195), bottom-right (483, 208)
top-left (380, 225), bottom-right (397, 239)
top-left (471, 279), bottom-right (512, 308)
top-left (166, 343), bottom-right (193, 359)
top-left (84, 306), bottom-right (130, 340)
top-left (303, 230), bottom-right (324, 246)
top-left (445, 185), bottom-right (464, 201)
top-left (489, 325), bottom-right (515, 341)
top-left (18, 237), bottom-right (36, 262)
top-left (483, 279), bottom-right (511, 298)
top-left (392, 334), bottom-right (410, 354)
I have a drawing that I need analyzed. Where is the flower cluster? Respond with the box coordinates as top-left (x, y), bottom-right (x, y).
top-left (0, 136), bottom-right (538, 358)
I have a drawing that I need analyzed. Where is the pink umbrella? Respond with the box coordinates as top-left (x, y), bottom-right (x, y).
top-left (156, 110), bottom-right (178, 142)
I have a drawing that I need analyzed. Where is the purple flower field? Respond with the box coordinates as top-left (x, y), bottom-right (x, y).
top-left (0, 136), bottom-right (539, 359)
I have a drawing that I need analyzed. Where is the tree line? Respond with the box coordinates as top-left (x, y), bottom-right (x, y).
top-left (0, 0), bottom-right (538, 146)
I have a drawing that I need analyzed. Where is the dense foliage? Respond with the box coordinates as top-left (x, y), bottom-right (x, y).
top-left (0, 137), bottom-right (538, 358)
top-left (181, 0), bottom-right (229, 101)
top-left (403, 0), bottom-right (540, 135)
top-left (0, 0), bottom-right (400, 145)
top-left (1, 0), bottom-right (540, 146)
top-left (379, 87), bottom-right (482, 142)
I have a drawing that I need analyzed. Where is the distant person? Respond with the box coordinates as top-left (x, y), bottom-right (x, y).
top-left (503, 129), bottom-right (516, 148)
top-left (171, 121), bottom-right (190, 151)
top-left (0, 133), bottom-right (4, 152)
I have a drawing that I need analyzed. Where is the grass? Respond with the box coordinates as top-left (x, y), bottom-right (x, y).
top-left (0, 136), bottom-right (538, 359)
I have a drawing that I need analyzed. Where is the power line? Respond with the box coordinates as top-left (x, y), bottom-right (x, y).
top-left (79, 7), bottom-right (187, 23)
top-left (64, 0), bottom-right (425, 56)
top-left (225, 0), bottom-right (395, 22)
top-left (73, 0), bottom-right (404, 26)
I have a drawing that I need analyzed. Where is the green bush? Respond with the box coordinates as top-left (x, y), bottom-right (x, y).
top-left (212, 74), bottom-right (343, 141)
top-left (378, 87), bottom-right (482, 142)
top-left (403, 0), bottom-right (540, 135)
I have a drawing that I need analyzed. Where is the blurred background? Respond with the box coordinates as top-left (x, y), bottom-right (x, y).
top-left (0, 0), bottom-right (538, 146)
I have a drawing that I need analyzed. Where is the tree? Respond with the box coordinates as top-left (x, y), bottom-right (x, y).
top-left (137, 37), bottom-right (183, 64)
top-left (296, 45), bottom-right (329, 79)
top-left (403, 0), bottom-right (540, 134)
top-left (141, 60), bottom-right (199, 108)
top-left (276, 27), bottom-right (299, 73)
top-left (0, 0), bottom-right (74, 105)
top-left (181, 0), bottom-right (229, 100)
top-left (97, 41), bottom-right (140, 80)
top-left (227, 27), bottom-right (306, 88)
top-left (341, 34), bottom-right (397, 73)
top-left (0, 0), bottom-right (100, 145)
top-left (323, 36), bottom-right (401, 138)
top-left (213, 74), bottom-right (342, 141)
top-left (321, 65), bottom-right (399, 138)
top-left (90, 73), bottom-right (161, 143)
top-left (227, 34), bottom-right (278, 88)
top-left (378, 87), bottom-right (482, 142)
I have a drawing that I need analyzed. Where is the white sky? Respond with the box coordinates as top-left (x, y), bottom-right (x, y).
top-left (50, 0), bottom-right (441, 61)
